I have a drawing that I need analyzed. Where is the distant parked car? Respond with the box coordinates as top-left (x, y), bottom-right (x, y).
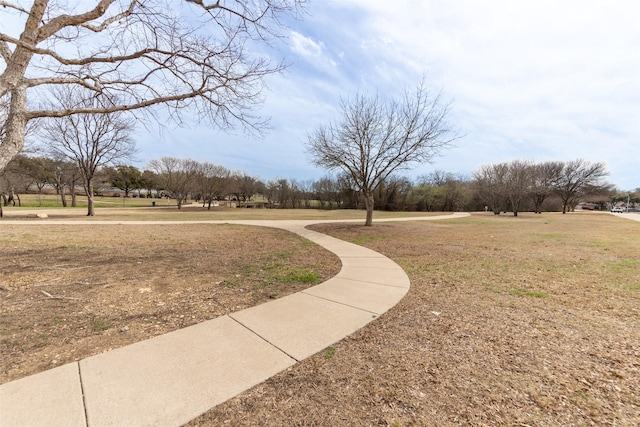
top-left (627, 207), bottom-right (639, 212)
top-left (611, 206), bottom-right (625, 213)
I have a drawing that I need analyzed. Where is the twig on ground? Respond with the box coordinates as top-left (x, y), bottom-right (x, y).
top-left (34, 265), bottom-right (93, 271)
top-left (40, 290), bottom-right (83, 301)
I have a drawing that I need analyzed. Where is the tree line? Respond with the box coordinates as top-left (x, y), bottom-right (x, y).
top-left (3, 154), bottom-right (637, 217)
top-left (3, 3), bottom-right (637, 223)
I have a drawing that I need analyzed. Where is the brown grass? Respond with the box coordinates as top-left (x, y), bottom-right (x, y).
top-left (0, 223), bottom-right (340, 383)
top-left (188, 212), bottom-right (640, 426)
top-left (2, 210), bottom-right (638, 426)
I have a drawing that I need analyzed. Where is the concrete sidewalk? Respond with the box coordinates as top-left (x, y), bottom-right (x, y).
top-left (612, 212), bottom-right (640, 222)
top-left (0, 214), bottom-right (468, 427)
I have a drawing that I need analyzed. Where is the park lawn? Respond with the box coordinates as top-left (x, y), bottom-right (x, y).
top-left (188, 212), bottom-right (640, 426)
top-left (0, 223), bottom-right (341, 383)
top-left (2, 210), bottom-right (638, 425)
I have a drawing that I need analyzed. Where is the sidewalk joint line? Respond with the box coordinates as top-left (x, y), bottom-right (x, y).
top-left (299, 291), bottom-right (380, 316)
top-left (77, 362), bottom-right (89, 427)
top-left (227, 315), bottom-right (301, 362)
top-left (333, 275), bottom-right (410, 289)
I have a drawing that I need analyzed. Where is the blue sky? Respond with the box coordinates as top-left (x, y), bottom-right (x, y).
top-left (135, 0), bottom-right (640, 190)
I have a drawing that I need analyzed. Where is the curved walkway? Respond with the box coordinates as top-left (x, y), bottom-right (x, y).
top-left (0, 213), bottom-right (468, 427)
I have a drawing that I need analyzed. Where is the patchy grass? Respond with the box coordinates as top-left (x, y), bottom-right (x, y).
top-left (190, 212), bottom-right (640, 426)
top-left (0, 223), bottom-right (340, 383)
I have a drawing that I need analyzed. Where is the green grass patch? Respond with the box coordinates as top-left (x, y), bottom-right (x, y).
top-left (281, 269), bottom-right (320, 283)
top-left (325, 346), bottom-right (336, 359)
top-left (93, 318), bottom-right (111, 331)
top-left (350, 235), bottom-right (387, 245)
top-left (507, 288), bottom-right (549, 298)
top-left (608, 258), bottom-right (639, 273)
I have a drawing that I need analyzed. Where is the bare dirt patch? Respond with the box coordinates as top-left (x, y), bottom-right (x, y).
top-left (0, 223), bottom-right (340, 384)
top-left (188, 213), bottom-right (640, 426)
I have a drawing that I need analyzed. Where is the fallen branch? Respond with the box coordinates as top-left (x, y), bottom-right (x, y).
top-left (40, 290), bottom-right (83, 301)
top-left (33, 265), bottom-right (93, 271)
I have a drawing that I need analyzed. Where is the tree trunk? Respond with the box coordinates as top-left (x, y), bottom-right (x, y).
top-left (364, 191), bottom-right (374, 226)
top-left (60, 187), bottom-right (67, 207)
top-left (86, 180), bottom-right (95, 216)
top-left (0, 87), bottom-right (28, 172)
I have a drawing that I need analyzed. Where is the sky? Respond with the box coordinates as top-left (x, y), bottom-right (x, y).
top-left (132, 0), bottom-right (639, 190)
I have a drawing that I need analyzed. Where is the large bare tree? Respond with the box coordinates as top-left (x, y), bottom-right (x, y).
top-left (0, 0), bottom-right (303, 172)
top-left (40, 92), bottom-right (136, 216)
top-left (306, 80), bottom-right (457, 226)
top-left (553, 159), bottom-right (609, 214)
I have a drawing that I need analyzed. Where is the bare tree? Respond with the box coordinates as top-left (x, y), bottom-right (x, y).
top-left (40, 92), bottom-right (136, 216)
top-left (147, 156), bottom-right (199, 209)
top-left (473, 163), bottom-right (509, 214)
top-left (375, 175), bottom-right (413, 212)
top-left (194, 161), bottom-right (230, 209)
top-left (530, 161), bottom-right (563, 214)
top-left (307, 80), bottom-right (457, 226)
top-left (553, 159), bottom-right (609, 214)
top-left (0, 0), bottom-right (304, 172)
top-left (312, 176), bottom-right (341, 209)
top-left (50, 158), bottom-right (77, 207)
top-left (504, 160), bottom-right (533, 217)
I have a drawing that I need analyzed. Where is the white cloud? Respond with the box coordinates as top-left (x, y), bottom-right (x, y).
top-left (136, 0), bottom-right (639, 189)
top-left (290, 31), bottom-right (324, 58)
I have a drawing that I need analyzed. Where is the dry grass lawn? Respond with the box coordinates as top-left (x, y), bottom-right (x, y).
top-left (0, 223), bottom-right (340, 383)
top-left (189, 212), bottom-right (640, 426)
top-left (1, 210), bottom-right (639, 426)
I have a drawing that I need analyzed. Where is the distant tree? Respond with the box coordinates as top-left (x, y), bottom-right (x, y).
top-left (236, 173), bottom-right (261, 203)
top-left (147, 157), bottom-right (199, 209)
top-left (273, 178), bottom-right (292, 208)
top-left (194, 162), bottom-right (230, 209)
top-left (263, 179), bottom-right (279, 208)
top-left (504, 160), bottom-right (533, 217)
top-left (411, 181), bottom-right (439, 212)
top-left (413, 171), bottom-right (470, 212)
top-left (312, 176), bottom-right (341, 209)
top-left (29, 157), bottom-right (54, 199)
top-left (264, 178), bottom-right (303, 209)
top-left (375, 175), bottom-right (412, 211)
top-left (109, 165), bottom-right (143, 198)
top-left (530, 161), bottom-right (563, 214)
top-left (306, 80), bottom-right (457, 226)
top-left (140, 170), bottom-right (160, 197)
top-left (288, 179), bottom-right (304, 208)
top-left (473, 163), bottom-right (509, 214)
top-left (40, 91), bottom-right (136, 216)
top-left (336, 173), bottom-right (360, 209)
top-left (0, 0), bottom-right (304, 173)
top-left (553, 159), bottom-right (609, 214)
top-left (296, 179), bottom-right (314, 208)
top-left (49, 158), bottom-right (78, 207)
top-left (611, 189), bottom-right (640, 210)
top-left (0, 154), bottom-right (30, 215)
